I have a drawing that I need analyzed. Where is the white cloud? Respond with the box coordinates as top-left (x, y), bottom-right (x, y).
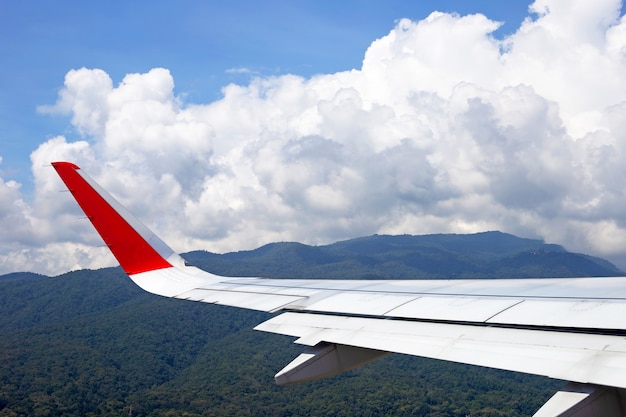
top-left (0, 176), bottom-right (31, 245)
top-left (2, 0), bottom-right (626, 275)
top-left (38, 68), bottom-right (113, 137)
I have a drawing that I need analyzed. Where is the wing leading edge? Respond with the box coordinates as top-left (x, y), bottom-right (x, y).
top-left (52, 162), bottom-right (626, 417)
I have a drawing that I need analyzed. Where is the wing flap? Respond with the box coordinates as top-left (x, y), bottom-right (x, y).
top-left (256, 312), bottom-right (626, 389)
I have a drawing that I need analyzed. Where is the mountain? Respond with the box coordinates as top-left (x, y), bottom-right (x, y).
top-left (183, 231), bottom-right (623, 279)
top-left (0, 271), bottom-right (46, 282)
top-left (0, 231), bottom-right (620, 416)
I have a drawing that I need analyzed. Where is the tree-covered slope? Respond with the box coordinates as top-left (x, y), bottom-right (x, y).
top-left (0, 268), bottom-right (561, 417)
top-left (1, 231), bottom-right (618, 416)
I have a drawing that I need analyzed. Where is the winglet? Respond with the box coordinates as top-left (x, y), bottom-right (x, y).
top-left (52, 162), bottom-right (179, 275)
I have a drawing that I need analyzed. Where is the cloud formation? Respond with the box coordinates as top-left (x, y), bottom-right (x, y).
top-left (2, 0), bottom-right (626, 275)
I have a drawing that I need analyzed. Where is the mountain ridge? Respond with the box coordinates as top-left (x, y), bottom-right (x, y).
top-left (182, 231), bottom-right (623, 279)
top-left (2, 231), bottom-right (621, 281)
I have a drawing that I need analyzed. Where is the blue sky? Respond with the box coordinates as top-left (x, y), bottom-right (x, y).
top-left (1, 0), bottom-right (532, 190)
top-left (2, 0), bottom-right (626, 275)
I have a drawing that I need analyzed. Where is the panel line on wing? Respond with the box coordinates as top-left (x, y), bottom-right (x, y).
top-left (275, 307), bottom-right (626, 337)
top-left (174, 287), bottom-right (308, 312)
top-left (177, 287), bottom-right (309, 298)
top-left (483, 299), bottom-right (525, 322)
top-left (212, 280), bottom-right (626, 301)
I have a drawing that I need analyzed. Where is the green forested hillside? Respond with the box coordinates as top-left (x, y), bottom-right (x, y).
top-left (1, 232), bottom-right (617, 416)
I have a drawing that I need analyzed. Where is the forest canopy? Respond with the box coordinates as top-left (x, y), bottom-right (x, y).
top-left (1, 232), bottom-right (617, 416)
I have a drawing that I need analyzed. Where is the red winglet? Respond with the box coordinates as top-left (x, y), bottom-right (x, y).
top-left (52, 162), bottom-right (173, 275)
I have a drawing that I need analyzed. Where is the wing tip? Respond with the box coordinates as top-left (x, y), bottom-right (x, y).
top-left (52, 160), bottom-right (175, 276)
top-left (51, 161), bottom-right (80, 170)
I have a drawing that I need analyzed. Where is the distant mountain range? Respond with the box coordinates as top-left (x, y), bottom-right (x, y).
top-left (3, 231), bottom-right (622, 282)
top-left (182, 231), bottom-right (623, 279)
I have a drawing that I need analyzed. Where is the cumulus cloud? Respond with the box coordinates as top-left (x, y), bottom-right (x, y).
top-left (2, 0), bottom-right (626, 275)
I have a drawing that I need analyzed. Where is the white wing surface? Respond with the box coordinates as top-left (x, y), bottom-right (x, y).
top-left (52, 162), bottom-right (626, 417)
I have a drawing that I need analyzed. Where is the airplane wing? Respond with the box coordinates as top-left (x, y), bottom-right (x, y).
top-left (51, 162), bottom-right (626, 417)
